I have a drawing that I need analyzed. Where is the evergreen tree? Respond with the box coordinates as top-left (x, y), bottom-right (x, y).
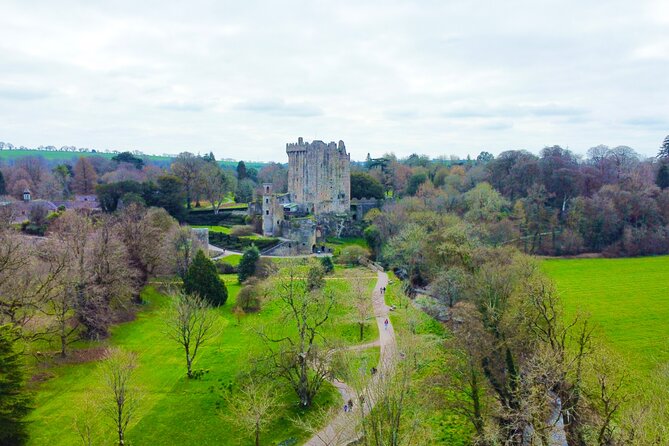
top-left (0, 170), bottom-right (5, 195)
top-left (236, 161), bottom-right (247, 181)
top-left (184, 250), bottom-right (228, 306)
top-left (238, 245), bottom-right (260, 283)
top-left (0, 324), bottom-right (31, 445)
top-left (657, 162), bottom-right (669, 190)
top-left (659, 135), bottom-right (669, 159)
top-left (320, 255), bottom-right (334, 274)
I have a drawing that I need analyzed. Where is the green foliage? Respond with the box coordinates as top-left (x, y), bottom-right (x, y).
top-left (96, 180), bottom-right (145, 212)
top-left (319, 255), bottom-right (334, 274)
top-left (351, 171), bottom-right (384, 199)
top-left (184, 250), bottom-right (228, 306)
top-left (238, 245), bottom-right (260, 283)
top-left (306, 264), bottom-right (325, 290)
top-left (406, 170), bottom-right (429, 195)
top-left (149, 175), bottom-right (187, 221)
top-left (363, 224), bottom-right (382, 256)
top-left (658, 134), bottom-right (669, 159)
top-left (0, 324), bottom-right (31, 445)
top-left (236, 161), bottom-right (247, 180)
top-left (235, 179), bottom-right (256, 204)
top-left (656, 162), bottom-right (669, 189)
top-left (336, 245), bottom-right (369, 265)
top-left (112, 151), bottom-right (144, 169)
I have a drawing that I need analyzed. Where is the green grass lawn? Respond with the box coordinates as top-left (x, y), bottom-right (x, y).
top-left (543, 255), bottom-right (669, 384)
top-left (193, 225), bottom-right (232, 234)
top-left (27, 267), bottom-right (377, 445)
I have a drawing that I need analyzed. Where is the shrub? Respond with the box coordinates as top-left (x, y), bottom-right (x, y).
top-left (254, 257), bottom-right (277, 279)
top-left (230, 225), bottom-right (255, 237)
top-left (307, 264), bottom-right (325, 290)
top-left (336, 245), bottom-right (370, 266)
top-left (216, 261), bottom-right (237, 275)
top-left (236, 278), bottom-right (261, 312)
top-left (238, 245), bottom-right (260, 283)
top-left (320, 256), bottom-right (334, 274)
top-left (184, 250), bottom-right (228, 306)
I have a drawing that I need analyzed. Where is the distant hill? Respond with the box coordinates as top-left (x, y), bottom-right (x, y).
top-left (0, 149), bottom-right (268, 170)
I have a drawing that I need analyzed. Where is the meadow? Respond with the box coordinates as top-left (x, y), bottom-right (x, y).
top-left (543, 255), bottom-right (669, 385)
top-left (27, 267), bottom-right (378, 446)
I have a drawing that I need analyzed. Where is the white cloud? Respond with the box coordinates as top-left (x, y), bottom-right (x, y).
top-left (0, 0), bottom-right (667, 161)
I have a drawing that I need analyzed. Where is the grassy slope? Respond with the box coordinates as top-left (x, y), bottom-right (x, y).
top-left (28, 268), bottom-right (377, 446)
top-left (0, 149), bottom-right (268, 170)
top-left (542, 256), bottom-right (669, 380)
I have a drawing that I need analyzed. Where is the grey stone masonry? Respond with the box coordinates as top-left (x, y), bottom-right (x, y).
top-left (286, 137), bottom-right (351, 215)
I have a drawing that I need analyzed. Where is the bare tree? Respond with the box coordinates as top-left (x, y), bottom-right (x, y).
top-left (99, 348), bottom-right (140, 446)
top-left (198, 162), bottom-right (236, 214)
top-left (223, 378), bottom-right (282, 446)
top-left (116, 205), bottom-right (176, 301)
top-left (171, 152), bottom-right (203, 209)
top-left (164, 290), bottom-right (217, 378)
top-left (351, 278), bottom-right (373, 341)
top-left (260, 263), bottom-right (335, 407)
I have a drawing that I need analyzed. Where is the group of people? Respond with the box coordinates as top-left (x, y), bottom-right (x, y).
top-left (343, 398), bottom-right (355, 413)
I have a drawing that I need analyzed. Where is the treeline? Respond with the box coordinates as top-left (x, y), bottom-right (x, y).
top-left (0, 150), bottom-right (288, 224)
top-left (370, 198), bottom-right (667, 445)
top-left (357, 137), bottom-right (669, 257)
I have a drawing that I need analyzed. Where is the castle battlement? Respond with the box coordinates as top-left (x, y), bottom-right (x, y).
top-left (286, 137), bottom-right (347, 155)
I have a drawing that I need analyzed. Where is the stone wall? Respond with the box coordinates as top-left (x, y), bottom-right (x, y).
top-left (286, 137), bottom-right (351, 215)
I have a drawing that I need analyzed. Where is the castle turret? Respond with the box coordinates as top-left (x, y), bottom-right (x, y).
top-left (261, 183), bottom-right (274, 236)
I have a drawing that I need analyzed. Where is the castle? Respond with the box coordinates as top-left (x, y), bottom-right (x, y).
top-left (286, 137), bottom-right (351, 214)
top-left (254, 138), bottom-right (351, 254)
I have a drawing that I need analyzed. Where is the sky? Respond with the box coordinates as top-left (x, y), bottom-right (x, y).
top-left (1, 0), bottom-right (668, 162)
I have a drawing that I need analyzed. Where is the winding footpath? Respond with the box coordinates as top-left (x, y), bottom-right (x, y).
top-left (305, 270), bottom-right (395, 446)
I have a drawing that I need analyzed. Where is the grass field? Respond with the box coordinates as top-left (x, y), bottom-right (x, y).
top-left (27, 267), bottom-right (377, 445)
top-left (543, 255), bottom-right (669, 383)
top-left (0, 149), bottom-right (268, 170)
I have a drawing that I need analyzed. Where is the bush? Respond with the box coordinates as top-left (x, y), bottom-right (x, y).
top-left (307, 264), bottom-right (325, 290)
top-left (184, 250), bottom-right (228, 306)
top-left (236, 278), bottom-right (261, 312)
top-left (238, 245), bottom-right (260, 283)
top-left (216, 261), bottom-right (237, 274)
top-left (208, 231), bottom-right (279, 252)
top-left (230, 225), bottom-right (255, 237)
top-left (320, 256), bottom-right (335, 274)
top-left (336, 245), bottom-right (370, 266)
top-left (254, 257), bottom-right (278, 279)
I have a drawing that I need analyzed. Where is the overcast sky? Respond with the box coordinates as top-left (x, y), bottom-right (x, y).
top-left (1, 0), bottom-right (668, 162)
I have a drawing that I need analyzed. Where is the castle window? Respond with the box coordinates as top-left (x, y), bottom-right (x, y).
top-left (266, 186), bottom-right (270, 193)
top-left (265, 210), bottom-right (269, 215)
top-left (265, 198), bottom-right (269, 204)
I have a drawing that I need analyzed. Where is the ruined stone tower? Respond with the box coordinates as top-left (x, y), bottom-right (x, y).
top-left (286, 137), bottom-right (351, 214)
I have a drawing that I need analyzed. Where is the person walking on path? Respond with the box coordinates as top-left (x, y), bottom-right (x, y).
top-left (344, 404), bottom-right (348, 413)
top-left (384, 318), bottom-right (389, 330)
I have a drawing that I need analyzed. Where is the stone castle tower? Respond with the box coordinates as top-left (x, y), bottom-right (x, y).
top-left (286, 137), bottom-right (351, 214)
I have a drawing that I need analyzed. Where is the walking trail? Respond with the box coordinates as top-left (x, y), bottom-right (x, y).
top-left (304, 270), bottom-right (395, 446)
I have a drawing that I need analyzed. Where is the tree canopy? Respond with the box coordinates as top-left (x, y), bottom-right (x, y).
top-left (351, 171), bottom-right (384, 199)
top-left (184, 250), bottom-right (228, 306)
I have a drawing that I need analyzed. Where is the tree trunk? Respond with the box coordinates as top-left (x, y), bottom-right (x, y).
top-left (359, 323), bottom-right (364, 341)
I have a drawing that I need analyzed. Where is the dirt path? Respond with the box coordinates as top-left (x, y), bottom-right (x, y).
top-left (304, 270), bottom-right (393, 446)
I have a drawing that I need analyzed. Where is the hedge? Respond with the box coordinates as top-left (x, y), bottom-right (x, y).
top-left (208, 231), bottom-right (279, 252)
